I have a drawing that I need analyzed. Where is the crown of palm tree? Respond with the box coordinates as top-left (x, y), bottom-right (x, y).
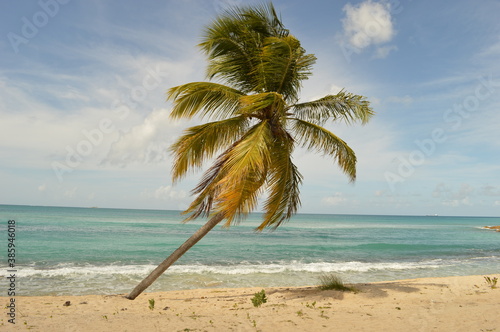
top-left (167, 3), bottom-right (373, 230)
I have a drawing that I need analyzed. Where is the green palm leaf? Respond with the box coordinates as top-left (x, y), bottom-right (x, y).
top-left (199, 3), bottom-right (291, 92)
top-left (259, 135), bottom-right (302, 230)
top-left (291, 90), bottom-right (374, 125)
top-left (170, 116), bottom-right (249, 181)
top-left (257, 35), bottom-right (316, 102)
top-left (167, 82), bottom-right (243, 120)
top-left (183, 121), bottom-right (273, 226)
top-left (238, 92), bottom-right (286, 119)
top-left (290, 118), bottom-right (357, 181)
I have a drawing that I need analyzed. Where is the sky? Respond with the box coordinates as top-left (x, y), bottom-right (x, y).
top-left (1, 0), bottom-right (499, 217)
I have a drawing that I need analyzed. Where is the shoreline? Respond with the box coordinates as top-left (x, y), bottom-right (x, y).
top-left (2, 274), bottom-right (499, 331)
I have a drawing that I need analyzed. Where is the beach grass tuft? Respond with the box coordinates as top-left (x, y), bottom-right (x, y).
top-left (318, 274), bottom-right (357, 292)
top-left (251, 289), bottom-right (268, 307)
top-left (148, 298), bottom-right (155, 310)
top-left (484, 276), bottom-right (498, 289)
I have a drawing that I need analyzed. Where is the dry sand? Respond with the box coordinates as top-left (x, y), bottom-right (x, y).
top-left (2, 275), bottom-right (499, 331)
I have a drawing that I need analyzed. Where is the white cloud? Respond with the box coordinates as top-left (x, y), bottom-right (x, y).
top-left (141, 185), bottom-right (187, 201)
top-left (387, 95), bottom-right (413, 105)
top-left (433, 183), bottom-right (475, 207)
top-left (103, 108), bottom-right (180, 166)
top-left (480, 185), bottom-right (500, 197)
top-left (374, 45), bottom-right (398, 59)
top-left (477, 38), bottom-right (500, 59)
top-left (342, 0), bottom-right (396, 51)
top-left (322, 192), bottom-right (347, 206)
top-left (64, 187), bottom-right (78, 198)
top-left (374, 190), bottom-right (394, 197)
top-left (329, 84), bottom-right (344, 95)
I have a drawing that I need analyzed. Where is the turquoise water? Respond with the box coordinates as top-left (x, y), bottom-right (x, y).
top-left (1, 204), bottom-right (499, 296)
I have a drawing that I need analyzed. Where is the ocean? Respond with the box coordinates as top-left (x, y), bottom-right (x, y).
top-left (1, 204), bottom-right (499, 296)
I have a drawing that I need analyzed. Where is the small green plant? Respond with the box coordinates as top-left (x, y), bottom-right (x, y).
top-left (484, 276), bottom-right (498, 289)
top-left (305, 301), bottom-right (316, 308)
top-left (190, 311), bottom-right (199, 320)
top-left (251, 289), bottom-right (268, 307)
top-left (296, 310), bottom-right (304, 317)
top-left (318, 273), bottom-right (356, 292)
top-left (148, 298), bottom-right (155, 310)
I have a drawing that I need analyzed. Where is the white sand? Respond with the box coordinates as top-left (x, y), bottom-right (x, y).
top-left (2, 274), bottom-right (499, 331)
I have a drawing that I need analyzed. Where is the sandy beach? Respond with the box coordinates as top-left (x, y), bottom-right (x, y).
top-left (2, 274), bottom-right (498, 331)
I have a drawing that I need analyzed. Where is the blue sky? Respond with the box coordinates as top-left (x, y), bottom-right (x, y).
top-left (1, 0), bottom-right (499, 217)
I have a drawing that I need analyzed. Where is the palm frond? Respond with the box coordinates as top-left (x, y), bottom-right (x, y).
top-left (214, 120), bottom-right (272, 226)
top-left (181, 149), bottom-right (229, 221)
top-left (290, 118), bottom-right (357, 182)
top-left (256, 35), bottom-right (316, 102)
top-left (238, 92), bottom-right (285, 118)
top-left (201, 29), bottom-right (259, 92)
top-left (237, 2), bottom-right (288, 38)
top-left (258, 136), bottom-right (302, 230)
top-left (167, 82), bottom-right (243, 120)
top-left (199, 3), bottom-right (289, 93)
top-left (170, 116), bottom-right (249, 182)
top-left (183, 121), bottom-right (273, 226)
top-left (291, 90), bottom-right (374, 125)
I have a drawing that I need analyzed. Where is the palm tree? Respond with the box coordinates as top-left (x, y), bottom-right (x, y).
top-left (126, 2), bottom-right (373, 300)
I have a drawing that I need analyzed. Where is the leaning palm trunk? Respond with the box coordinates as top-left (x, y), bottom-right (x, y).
top-left (126, 213), bottom-right (224, 300)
